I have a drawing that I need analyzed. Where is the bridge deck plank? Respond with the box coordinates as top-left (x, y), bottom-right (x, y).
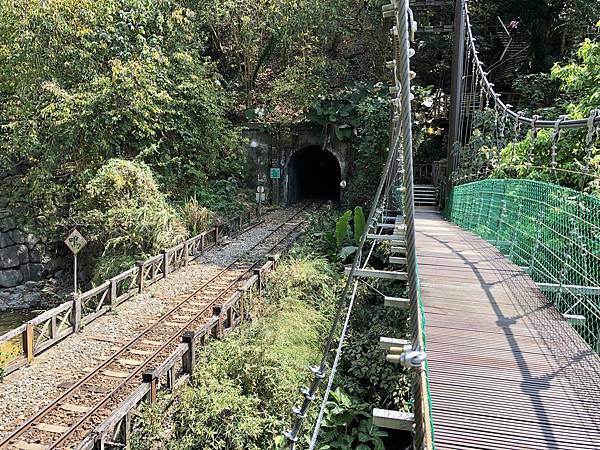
top-left (415, 209), bottom-right (600, 450)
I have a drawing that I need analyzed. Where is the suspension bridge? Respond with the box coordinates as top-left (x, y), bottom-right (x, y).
top-left (286, 0), bottom-right (600, 449)
top-left (0, 0), bottom-right (599, 449)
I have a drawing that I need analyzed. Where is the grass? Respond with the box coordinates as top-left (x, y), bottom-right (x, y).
top-left (131, 255), bottom-right (340, 450)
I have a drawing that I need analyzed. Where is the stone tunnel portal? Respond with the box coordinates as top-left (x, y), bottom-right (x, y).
top-left (287, 146), bottom-right (341, 204)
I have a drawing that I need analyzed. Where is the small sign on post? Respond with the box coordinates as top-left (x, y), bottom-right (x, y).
top-left (65, 228), bottom-right (87, 294)
top-left (270, 168), bottom-right (281, 179)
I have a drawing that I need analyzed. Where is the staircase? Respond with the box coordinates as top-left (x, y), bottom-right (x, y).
top-left (414, 184), bottom-right (437, 207)
top-left (488, 20), bottom-right (529, 84)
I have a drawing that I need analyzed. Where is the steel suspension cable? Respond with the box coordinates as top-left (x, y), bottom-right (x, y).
top-left (461, 0), bottom-right (600, 130)
top-left (307, 233), bottom-right (382, 450)
top-left (284, 128), bottom-right (401, 448)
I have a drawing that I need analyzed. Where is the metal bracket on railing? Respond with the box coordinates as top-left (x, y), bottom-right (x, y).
top-left (387, 344), bottom-right (427, 369)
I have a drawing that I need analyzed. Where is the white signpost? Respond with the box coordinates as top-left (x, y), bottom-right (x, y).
top-left (256, 185), bottom-right (266, 215)
top-left (65, 228), bottom-right (87, 294)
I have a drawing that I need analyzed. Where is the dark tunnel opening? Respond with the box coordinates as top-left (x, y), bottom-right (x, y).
top-left (287, 146), bottom-right (341, 204)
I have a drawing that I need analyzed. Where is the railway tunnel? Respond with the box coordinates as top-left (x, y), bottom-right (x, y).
top-left (287, 145), bottom-right (342, 204)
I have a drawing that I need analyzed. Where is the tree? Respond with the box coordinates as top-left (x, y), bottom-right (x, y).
top-left (0, 0), bottom-right (244, 220)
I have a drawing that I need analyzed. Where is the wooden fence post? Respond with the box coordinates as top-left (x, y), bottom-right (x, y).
top-left (268, 254), bottom-right (280, 269)
top-left (124, 412), bottom-right (132, 450)
top-left (212, 305), bottom-right (222, 337)
top-left (72, 293), bottom-right (82, 333)
top-left (182, 331), bottom-right (196, 375)
top-left (110, 278), bottom-right (118, 306)
top-left (183, 242), bottom-right (190, 267)
top-left (50, 316), bottom-right (57, 341)
top-left (238, 290), bottom-right (245, 323)
top-left (136, 261), bottom-right (145, 294)
top-left (24, 323), bottom-right (34, 362)
top-left (200, 233), bottom-right (205, 255)
top-left (162, 249), bottom-right (169, 279)
top-left (143, 369), bottom-right (159, 403)
top-left (253, 268), bottom-right (262, 296)
top-left (215, 227), bottom-right (220, 245)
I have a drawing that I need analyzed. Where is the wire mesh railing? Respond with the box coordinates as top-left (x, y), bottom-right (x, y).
top-left (445, 178), bottom-right (600, 351)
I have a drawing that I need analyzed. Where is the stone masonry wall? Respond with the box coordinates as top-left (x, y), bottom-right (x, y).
top-left (0, 164), bottom-right (52, 310)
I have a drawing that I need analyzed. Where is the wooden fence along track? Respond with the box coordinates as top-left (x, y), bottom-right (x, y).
top-left (1, 201), bottom-right (323, 450)
top-left (0, 208), bottom-right (261, 376)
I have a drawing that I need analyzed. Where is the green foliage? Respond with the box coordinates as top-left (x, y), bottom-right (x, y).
top-left (78, 159), bottom-right (188, 282)
top-left (178, 196), bottom-right (212, 236)
top-left (0, 0), bottom-right (245, 233)
top-left (342, 88), bottom-right (390, 208)
top-left (197, 0), bottom-right (345, 109)
top-left (187, 179), bottom-right (248, 217)
top-left (335, 210), bottom-right (353, 248)
top-left (336, 287), bottom-right (411, 409)
top-left (264, 55), bottom-right (333, 123)
top-left (318, 388), bottom-right (387, 450)
top-left (467, 0), bottom-right (600, 73)
top-left (512, 73), bottom-right (561, 113)
top-left (551, 35), bottom-right (600, 118)
top-left (331, 207), bottom-right (366, 262)
top-left (308, 83), bottom-right (382, 142)
top-left (0, 340), bottom-right (21, 381)
top-left (295, 211), bottom-right (340, 259)
top-left (131, 256), bottom-right (339, 450)
top-left (129, 403), bottom-right (165, 450)
top-left (353, 206), bottom-right (366, 246)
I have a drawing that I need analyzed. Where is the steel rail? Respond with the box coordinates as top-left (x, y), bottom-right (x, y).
top-left (1, 200), bottom-right (322, 450)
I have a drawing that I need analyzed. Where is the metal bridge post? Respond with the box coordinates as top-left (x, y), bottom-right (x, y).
top-left (446, 0), bottom-right (465, 196)
top-left (395, 0), bottom-right (427, 448)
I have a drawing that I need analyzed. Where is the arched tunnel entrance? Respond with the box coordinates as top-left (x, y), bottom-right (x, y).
top-left (287, 146), bottom-right (341, 204)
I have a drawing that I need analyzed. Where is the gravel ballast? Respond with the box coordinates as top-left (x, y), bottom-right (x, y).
top-left (0, 206), bottom-right (305, 440)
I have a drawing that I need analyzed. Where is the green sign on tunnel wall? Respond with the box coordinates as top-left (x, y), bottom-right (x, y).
top-left (270, 168), bottom-right (281, 179)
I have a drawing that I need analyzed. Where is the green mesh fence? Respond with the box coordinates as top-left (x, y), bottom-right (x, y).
top-left (415, 263), bottom-right (436, 448)
top-left (445, 179), bottom-right (600, 351)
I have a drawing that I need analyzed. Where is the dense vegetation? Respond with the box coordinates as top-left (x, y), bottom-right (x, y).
top-left (131, 212), bottom-right (410, 449)
top-left (453, 29), bottom-right (600, 193)
top-left (0, 0), bottom-right (394, 284)
top-left (1, 0), bottom-right (598, 447)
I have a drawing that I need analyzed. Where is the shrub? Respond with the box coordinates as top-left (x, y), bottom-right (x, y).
top-left (132, 256), bottom-right (339, 450)
top-left (79, 159), bottom-right (188, 282)
top-left (178, 196), bottom-right (212, 235)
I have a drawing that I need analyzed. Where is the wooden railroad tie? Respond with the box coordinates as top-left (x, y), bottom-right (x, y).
top-left (102, 370), bottom-right (129, 379)
top-left (117, 358), bottom-right (143, 367)
top-left (13, 441), bottom-right (46, 450)
top-left (129, 348), bottom-right (155, 356)
top-left (34, 423), bottom-right (69, 434)
top-left (172, 315), bottom-right (192, 321)
top-left (60, 403), bottom-right (90, 413)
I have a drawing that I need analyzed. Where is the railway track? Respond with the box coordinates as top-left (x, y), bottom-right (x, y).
top-left (2, 200), bottom-right (324, 450)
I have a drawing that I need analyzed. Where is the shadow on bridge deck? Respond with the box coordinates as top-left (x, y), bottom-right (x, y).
top-left (415, 209), bottom-right (600, 450)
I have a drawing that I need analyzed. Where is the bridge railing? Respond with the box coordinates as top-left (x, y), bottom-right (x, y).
top-left (0, 206), bottom-right (261, 376)
top-left (414, 163), bottom-right (433, 184)
top-left (446, 179), bottom-right (600, 351)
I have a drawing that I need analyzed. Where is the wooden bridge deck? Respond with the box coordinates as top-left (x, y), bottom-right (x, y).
top-left (415, 209), bottom-right (600, 450)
